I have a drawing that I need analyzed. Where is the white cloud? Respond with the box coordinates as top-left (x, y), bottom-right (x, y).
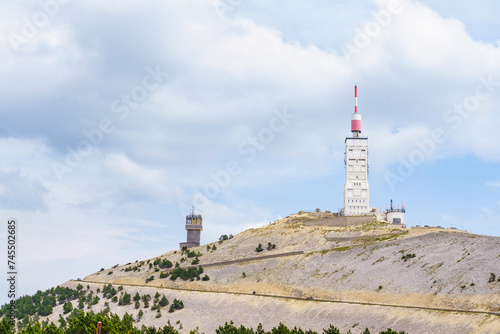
top-left (486, 181), bottom-right (500, 188)
top-left (197, 198), bottom-right (271, 243)
top-left (103, 154), bottom-right (183, 203)
top-left (3, 0), bottom-right (500, 169)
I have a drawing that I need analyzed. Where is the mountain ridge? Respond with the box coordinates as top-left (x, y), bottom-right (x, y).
top-left (53, 212), bottom-right (500, 333)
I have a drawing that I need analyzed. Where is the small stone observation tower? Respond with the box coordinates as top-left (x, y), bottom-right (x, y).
top-left (179, 207), bottom-right (203, 249)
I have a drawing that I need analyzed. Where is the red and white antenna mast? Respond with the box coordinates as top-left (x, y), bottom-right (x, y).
top-left (351, 85), bottom-right (362, 137)
top-left (355, 85), bottom-right (358, 113)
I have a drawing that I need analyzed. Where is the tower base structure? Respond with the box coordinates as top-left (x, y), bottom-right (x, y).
top-left (343, 137), bottom-right (370, 216)
top-left (179, 241), bottom-right (200, 249)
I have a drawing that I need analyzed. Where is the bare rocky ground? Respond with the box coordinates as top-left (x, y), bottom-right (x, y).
top-left (55, 212), bottom-right (500, 333)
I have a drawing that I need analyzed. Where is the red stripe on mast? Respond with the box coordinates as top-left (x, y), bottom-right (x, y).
top-left (354, 85), bottom-right (358, 113)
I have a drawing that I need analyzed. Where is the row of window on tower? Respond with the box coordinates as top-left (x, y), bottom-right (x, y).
top-left (347, 199), bottom-right (366, 203)
top-left (347, 164), bottom-right (367, 168)
top-left (348, 206), bottom-right (368, 210)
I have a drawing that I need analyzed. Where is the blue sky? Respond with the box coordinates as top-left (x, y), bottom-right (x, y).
top-left (0, 0), bottom-right (499, 303)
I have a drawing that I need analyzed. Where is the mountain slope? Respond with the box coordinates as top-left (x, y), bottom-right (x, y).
top-left (68, 212), bottom-right (500, 333)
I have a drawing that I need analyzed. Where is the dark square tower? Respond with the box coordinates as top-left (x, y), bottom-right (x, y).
top-left (179, 207), bottom-right (203, 249)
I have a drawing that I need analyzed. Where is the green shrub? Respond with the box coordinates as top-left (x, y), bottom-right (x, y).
top-left (78, 299), bottom-right (84, 309)
top-left (489, 273), bottom-right (496, 283)
top-left (168, 299), bottom-right (184, 313)
top-left (169, 266), bottom-right (204, 281)
top-left (160, 259), bottom-right (173, 269)
top-left (59, 314), bottom-right (66, 328)
top-left (256, 243), bottom-right (264, 252)
top-left (401, 254), bottom-right (416, 262)
top-left (379, 329), bottom-right (408, 334)
top-left (187, 250), bottom-right (201, 258)
top-left (323, 324), bottom-right (341, 334)
top-left (103, 284), bottom-right (117, 298)
top-left (159, 295), bottom-right (169, 307)
top-left (63, 301), bottom-right (73, 314)
top-left (122, 293), bottom-right (131, 305)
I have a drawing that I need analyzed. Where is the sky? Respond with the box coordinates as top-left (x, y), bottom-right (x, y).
top-left (0, 0), bottom-right (499, 304)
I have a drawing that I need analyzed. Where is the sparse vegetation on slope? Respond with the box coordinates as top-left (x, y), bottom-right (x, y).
top-left (17, 213), bottom-right (500, 333)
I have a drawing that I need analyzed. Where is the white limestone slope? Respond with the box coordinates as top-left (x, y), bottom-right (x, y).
top-left (72, 212), bottom-right (500, 333)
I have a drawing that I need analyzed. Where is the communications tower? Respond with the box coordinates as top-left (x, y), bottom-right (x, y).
top-left (343, 86), bottom-right (370, 216)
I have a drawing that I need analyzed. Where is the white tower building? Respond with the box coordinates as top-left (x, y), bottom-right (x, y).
top-left (343, 86), bottom-right (370, 216)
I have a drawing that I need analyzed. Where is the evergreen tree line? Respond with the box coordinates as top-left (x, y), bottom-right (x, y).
top-left (0, 313), bottom-right (408, 334)
top-left (0, 284), bottom-right (183, 330)
top-left (0, 287), bottom-right (85, 320)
